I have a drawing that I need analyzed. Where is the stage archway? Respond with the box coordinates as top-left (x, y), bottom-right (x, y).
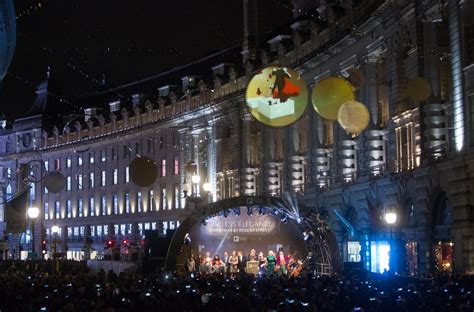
top-left (165, 195), bottom-right (341, 275)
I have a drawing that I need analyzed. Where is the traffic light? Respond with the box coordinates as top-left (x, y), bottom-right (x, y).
top-left (41, 239), bottom-right (47, 254)
top-left (105, 239), bottom-right (115, 248)
top-left (122, 239), bottom-right (128, 246)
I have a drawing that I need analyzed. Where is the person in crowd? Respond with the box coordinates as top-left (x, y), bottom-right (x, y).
top-left (212, 255), bottom-right (224, 274)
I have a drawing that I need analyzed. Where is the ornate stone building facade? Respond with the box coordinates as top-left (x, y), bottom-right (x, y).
top-left (0, 0), bottom-right (473, 274)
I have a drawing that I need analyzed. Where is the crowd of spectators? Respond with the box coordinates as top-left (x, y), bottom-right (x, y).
top-left (0, 260), bottom-right (472, 311)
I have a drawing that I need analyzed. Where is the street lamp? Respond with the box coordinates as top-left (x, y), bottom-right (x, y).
top-left (384, 210), bottom-right (397, 273)
top-left (27, 206), bottom-right (39, 257)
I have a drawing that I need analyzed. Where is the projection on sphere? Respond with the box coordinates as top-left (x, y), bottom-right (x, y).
top-left (407, 77), bottom-right (431, 102)
top-left (337, 100), bottom-right (370, 135)
top-left (44, 171), bottom-right (67, 193)
top-left (312, 76), bottom-right (355, 121)
top-left (129, 156), bottom-right (158, 187)
top-left (245, 66), bottom-right (308, 127)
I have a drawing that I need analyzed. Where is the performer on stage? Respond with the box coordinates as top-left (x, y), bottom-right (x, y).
top-left (276, 249), bottom-right (290, 276)
top-left (237, 251), bottom-right (247, 274)
top-left (248, 249), bottom-right (257, 261)
top-left (212, 255), bottom-right (224, 274)
top-left (186, 254), bottom-right (196, 275)
top-left (202, 252), bottom-right (213, 274)
top-left (228, 250), bottom-right (239, 277)
top-left (223, 251), bottom-right (230, 275)
top-left (258, 251), bottom-right (266, 275)
top-left (266, 250), bottom-right (276, 276)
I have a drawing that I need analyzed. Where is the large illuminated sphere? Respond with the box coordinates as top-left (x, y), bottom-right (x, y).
top-left (129, 156), bottom-right (158, 187)
top-left (312, 76), bottom-right (355, 120)
top-left (245, 66), bottom-right (308, 127)
top-left (44, 171), bottom-right (67, 193)
top-left (407, 77), bottom-right (431, 102)
top-left (337, 100), bottom-right (370, 134)
top-left (346, 68), bottom-right (365, 90)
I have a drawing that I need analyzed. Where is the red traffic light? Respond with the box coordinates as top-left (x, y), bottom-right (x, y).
top-left (106, 239), bottom-right (115, 247)
top-left (122, 239), bottom-right (128, 246)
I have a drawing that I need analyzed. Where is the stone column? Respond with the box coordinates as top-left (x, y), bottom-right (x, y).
top-left (207, 124), bottom-right (217, 202)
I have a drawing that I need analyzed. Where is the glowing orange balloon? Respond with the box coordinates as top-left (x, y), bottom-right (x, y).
top-left (312, 76), bottom-right (355, 120)
top-left (337, 100), bottom-right (370, 134)
top-left (407, 77), bottom-right (431, 102)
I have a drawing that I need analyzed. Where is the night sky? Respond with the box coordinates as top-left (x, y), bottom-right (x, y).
top-left (0, 0), bottom-right (254, 120)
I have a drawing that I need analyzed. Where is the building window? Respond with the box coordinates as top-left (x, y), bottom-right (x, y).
top-left (44, 160), bottom-right (49, 172)
top-left (124, 166), bottom-right (130, 183)
top-left (101, 150), bottom-right (107, 162)
top-left (89, 173), bottom-right (95, 188)
top-left (55, 201), bottom-right (60, 219)
top-left (77, 155), bottom-right (83, 166)
top-left (113, 194), bottom-right (118, 214)
top-left (97, 225), bottom-right (102, 237)
top-left (112, 147), bottom-right (118, 160)
top-left (148, 190), bottom-right (154, 211)
top-left (113, 169), bottom-right (118, 185)
top-left (172, 132), bottom-right (179, 147)
top-left (66, 200), bottom-right (72, 218)
top-left (103, 225), bottom-right (108, 236)
top-left (123, 145), bottom-right (130, 158)
top-left (101, 195), bottom-right (107, 216)
top-left (137, 192), bottom-right (142, 213)
top-left (169, 221), bottom-right (176, 230)
top-left (44, 202), bottom-right (49, 220)
top-left (89, 152), bottom-right (95, 164)
top-left (54, 159), bottom-right (61, 170)
top-left (78, 199), bottom-right (83, 218)
top-left (135, 141), bottom-right (142, 155)
top-left (101, 171), bottom-right (106, 186)
top-left (125, 193), bottom-right (130, 214)
top-left (148, 138), bottom-right (154, 153)
top-left (347, 241), bottom-right (361, 262)
top-left (161, 188), bottom-right (167, 210)
top-left (89, 197), bottom-right (95, 217)
top-left (91, 226), bottom-right (95, 237)
top-left (66, 157), bottom-right (72, 168)
top-left (66, 176), bottom-right (72, 191)
top-left (174, 157), bottom-right (179, 175)
top-left (44, 185), bottom-right (48, 194)
top-left (120, 224), bottom-right (126, 236)
top-left (174, 186), bottom-right (179, 209)
top-left (78, 175), bottom-right (83, 190)
top-left (159, 136), bottom-right (165, 149)
top-left (161, 159), bottom-right (166, 177)
top-left (162, 221), bottom-right (168, 235)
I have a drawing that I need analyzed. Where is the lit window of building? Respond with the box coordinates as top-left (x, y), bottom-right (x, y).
top-left (66, 200), bottom-right (72, 218)
top-left (101, 150), bottom-right (107, 162)
top-left (124, 193), bottom-right (130, 214)
top-left (54, 159), bottom-right (61, 170)
top-left (44, 202), bottom-right (49, 220)
top-left (174, 186), bottom-right (179, 209)
top-left (137, 192), bottom-right (143, 213)
top-left (78, 199), bottom-right (83, 217)
top-left (89, 152), bottom-right (95, 164)
top-left (89, 197), bottom-right (95, 217)
top-left (124, 166), bottom-right (130, 183)
top-left (55, 201), bottom-right (60, 219)
top-left (66, 157), bottom-right (72, 168)
top-left (144, 223), bottom-right (150, 230)
top-left (174, 157), bottom-right (179, 175)
top-left (112, 147), bottom-right (118, 160)
top-left (113, 168), bottom-right (118, 185)
top-left (113, 194), bottom-right (118, 214)
top-left (78, 175), bottom-right (83, 190)
top-left (162, 221), bottom-right (168, 235)
top-left (103, 225), bottom-right (108, 236)
top-left (148, 190), bottom-right (154, 211)
top-left (44, 186), bottom-right (48, 194)
top-left (120, 224), bottom-right (126, 235)
top-left (151, 222), bottom-right (157, 230)
top-left (66, 176), bottom-right (72, 191)
top-left (44, 160), bottom-right (49, 171)
top-left (161, 188), bottom-right (167, 210)
top-left (77, 155), bottom-right (83, 166)
top-left (96, 225), bottom-right (102, 237)
top-left (161, 159), bottom-right (166, 177)
top-left (101, 171), bottom-right (106, 186)
top-left (101, 195), bottom-right (107, 216)
top-left (89, 173), bottom-right (95, 188)
top-left (169, 221), bottom-right (175, 230)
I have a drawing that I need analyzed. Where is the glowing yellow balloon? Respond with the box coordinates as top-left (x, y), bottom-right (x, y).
top-left (407, 77), bottom-right (431, 102)
top-left (312, 76), bottom-right (355, 120)
top-left (346, 68), bottom-right (365, 90)
top-left (337, 101), bottom-right (370, 134)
